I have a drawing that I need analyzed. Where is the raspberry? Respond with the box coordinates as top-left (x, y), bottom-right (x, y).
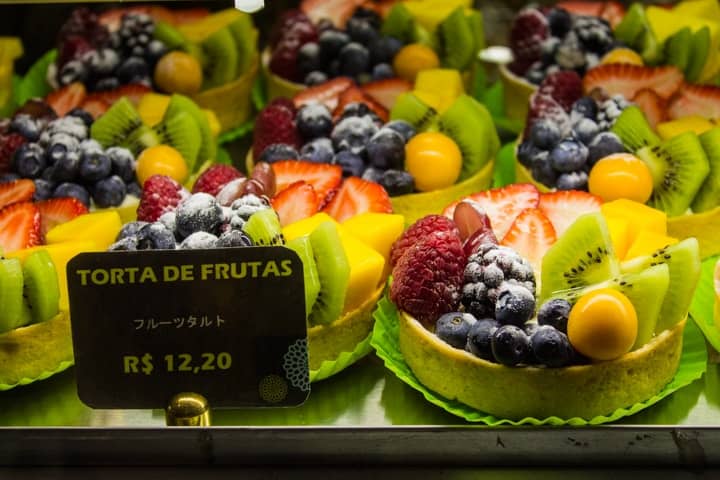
top-left (0, 133), bottom-right (27, 174)
top-left (509, 8), bottom-right (549, 76)
top-left (192, 165), bottom-right (244, 196)
top-left (252, 104), bottom-right (302, 160)
top-left (390, 214), bottom-right (460, 267)
top-left (525, 93), bottom-right (570, 139)
top-left (461, 244), bottom-right (535, 320)
top-left (269, 38), bottom-right (303, 83)
top-left (390, 231), bottom-right (465, 328)
top-left (137, 174), bottom-right (189, 222)
top-left (268, 97), bottom-right (297, 115)
top-left (538, 71), bottom-right (583, 112)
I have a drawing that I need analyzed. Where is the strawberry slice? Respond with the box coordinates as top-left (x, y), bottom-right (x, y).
top-left (293, 77), bottom-right (355, 112)
top-left (271, 160), bottom-right (343, 204)
top-left (99, 6), bottom-right (176, 30)
top-left (333, 85), bottom-right (389, 122)
top-left (538, 190), bottom-right (602, 237)
top-left (46, 82), bottom-right (87, 117)
top-left (556, 1), bottom-right (602, 16)
top-left (443, 184), bottom-right (541, 240)
top-left (36, 197), bottom-right (88, 238)
top-left (631, 88), bottom-right (667, 129)
top-left (362, 78), bottom-right (413, 110)
top-left (501, 208), bottom-right (557, 272)
top-left (88, 84), bottom-right (152, 107)
top-left (600, 1), bottom-right (626, 28)
top-left (322, 176), bottom-right (392, 222)
top-left (271, 181), bottom-right (321, 227)
top-left (172, 8), bottom-right (211, 25)
top-left (0, 179), bottom-right (35, 210)
top-left (667, 84), bottom-right (720, 121)
top-left (0, 202), bottom-right (41, 253)
top-left (300, 0), bottom-right (365, 28)
top-left (582, 64), bottom-right (683, 100)
top-left (79, 98), bottom-right (109, 119)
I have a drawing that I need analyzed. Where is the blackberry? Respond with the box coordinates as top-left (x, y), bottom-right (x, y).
top-left (461, 244), bottom-right (536, 320)
top-left (596, 94), bottom-right (630, 130)
top-left (572, 16), bottom-right (614, 55)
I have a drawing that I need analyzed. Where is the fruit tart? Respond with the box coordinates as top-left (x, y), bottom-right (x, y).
top-left (263, 0), bottom-right (484, 101)
top-left (374, 182), bottom-right (705, 421)
top-left (249, 72), bottom-right (498, 225)
top-left (113, 161), bottom-right (403, 381)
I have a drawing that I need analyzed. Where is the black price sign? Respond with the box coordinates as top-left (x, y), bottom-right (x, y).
top-left (67, 247), bottom-right (309, 409)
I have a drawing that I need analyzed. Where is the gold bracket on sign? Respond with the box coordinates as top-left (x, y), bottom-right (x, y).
top-left (165, 392), bottom-right (211, 426)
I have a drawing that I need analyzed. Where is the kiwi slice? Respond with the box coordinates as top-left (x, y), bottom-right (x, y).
top-left (620, 238), bottom-right (701, 333)
top-left (665, 27), bottom-right (692, 74)
top-left (228, 15), bottom-right (258, 75)
top-left (636, 132), bottom-right (710, 217)
top-left (465, 10), bottom-right (485, 57)
top-left (22, 250), bottom-right (59, 325)
top-left (164, 95), bottom-right (216, 168)
top-left (436, 6), bottom-right (475, 71)
top-left (200, 28), bottom-right (238, 90)
top-left (123, 124), bottom-right (160, 156)
top-left (0, 258), bottom-right (26, 333)
top-left (390, 92), bottom-right (438, 131)
top-left (614, 3), bottom-right (647, 47)
top-left (686, 26), bottom-right (711, 83)
top-left (153, 111), bottom-right (202, 171)
top-left (437, 95), bottom-right (496, 181)
top-left (307, 222), bottom-right (349, 326)
top-left (611, 106), bottom-right (661, 152)
top-left (381, 3), bottom-right (415, 43)
top-left (90, 97), bottom-right (143, 148)
top-left (285, 236), bottom-right (321, 319)
top-left (242, 209), bottom-right (285, 246)
top-left (153, 21), bottom-right (189, 50)
top-left (540, 212), bottom-right (620, 302)
top-left (693, 127), bottom-right (720, 212)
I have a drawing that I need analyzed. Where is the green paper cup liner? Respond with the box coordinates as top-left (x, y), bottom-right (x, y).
top-left (371, 295), bottom-right (708, 425)
top-left (13, 48), bottom-right (55, 107)
top-left (689, 256), bottom-right (720, 353)
top-left (310, 332), bottom-right (373, 383)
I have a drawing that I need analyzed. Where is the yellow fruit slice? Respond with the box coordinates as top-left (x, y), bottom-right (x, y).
top-left (667, 205), bottom-right (720, 259)
top-left (283, 213), bottom-right (338, 242)
top-left (45, 211), bottom-right (122, 250)
top-left (657, 116), bottom-right (714, 139)
top-left (137, 93), bottom-right (171, 127)
top-left (403, 0), bottom-right (472, 30)
top-left (177, 8), bottom-right (243, 42)
top-left (601, 199), bottom-right (667, 246)
top-left (341, 212), bottom-right (405, 265)
top-left (624, 230), bottom-right (679, 261)
top-left (601, 48), bottom-right (644, 66)
top-left (414, 69), bottom-right (465, 113)
top-left (673, 0), bottom-right (720, 23)
top-left (605, 216), bottom-right (631, 260)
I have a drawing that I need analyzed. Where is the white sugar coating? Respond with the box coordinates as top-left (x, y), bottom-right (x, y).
top-left (49, 132), bottom-right (80, 152)
top-left (158, 211), bottom-right (177, 232)
top-left (332, 115), bottom-right (378, 137)
top-left (230, 193), bottom-right (269, 220)
top-left (574, 117), bottom-right (599, 136)
top-left (47, 117), bottom-right (87, 140)
top-left (38, 131), bottom-right (51, 147)
top-left (221, 206), bottom-right (233, 223)
top-left (79, 139), bottom-right (103, 153)
top-left (179, 192), bottom-right (219, 214)
top-left (179, 231), bottom-right (218, 250)
top-left (299, 102), bottom-right (331, 120)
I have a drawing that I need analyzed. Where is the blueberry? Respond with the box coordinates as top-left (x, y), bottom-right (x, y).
top-left (117, 221), bottom-right (148, 241)
top-left (556, 171), bottom-right (588, 190)
top-left (384, 120), bottom-right (416, 142)
top-left (361, 167), bottom-right (383, 183)
top-left (333, 150), bottom-right (365, 177)
top-left (33, 178), bottom-right (55, 201)
top-left (93, 76), bottom-right (121, 92)
top-left (466, 318), bottom-right (500, 360)
top-left (540, 37), bottom-right (561, 65)
top-left (258, 144), bottom-right (299, 164)
top-left (158, 212), bottom-right (177, 236)
top-left (0, 173), bottom-right (19, 183)
top-left (298, 42), bottom-right (323, 76)
top-left (367, 128), bottom-right (405, 170)
top-left (339, 102), bottom-right (371, 119)
top-left (216, 229), bottom-right (253, 248)
top-left (369, 36), bottom-right (402, 65)
top-left (304, 70), bottom-right (328, 86)
top-left (136, 222), bottom-right (176, 250)
top-left (13, 143), bottom-right (46, 178)
top-left (371, 62), bottom-right (394, 81)
top-left (531, 158), bottom-right (558, 188)
top-left (550, 140), bottom-right (588, 173)
top-left (516, 140), bottom-right (540, 167)
top-left (107, 236), bottom-right (138, 251)
top-left (300, 137), bottom-right (334, 164)
top-left (531, 325), bottom-right (573, 367)
top-left (116, 56), bottom-right (149, 83)
top-left (145, 40), bottom-right (167, 64)
top-left (126, 181), bottom-right (142, 198)
top-left (523, 322), bottom-right (539, 337)
top-left (351, 6), bottom-right (382, 29)
top-left (316, 18), bottom-right (334, 33)
top-left (10, 114), bottom-right (40, 141)
top-left (436, 312), bottom-right (476, 349)
top-left (47, 118), bottom-right (87, 140)
top-left (67, 108), bottom-right (94, 127)
top-left (525, 63), bottom-right (545, 85)
top-left (573, 118), bottom-right (600, 145)
top-left (547, 8), bottom-right (572, 37)
top-left (537, 298), bottom-right (572, 333)
top-left (53, 182), bottom-right (90, 207)
top-left (79, 139), bottom-right (102, 155)
top-left (338, 42), bottom-right (370, 77)
top-left (92, 175), bottom-right (126, 208)
top-left (79, 150), bottom-right (112, 182)
top-left (587, 131), bottom-right (625, 166)
top-left (495, 283), bottom-right (536, 326)
top-left (318, 29), bottom-right (351, 62)
top-left (175, 193), bottom-right (224, 238)
top-left (571, 97), bottom-right (598, 121)
top-left (380, 169), bottom-right (414, 196)
top-left (331, 116), bottom-right (378, 156)
top-left (296, 103), bottom-right (333, 140)
top-left (106, 146), bottom-right (136, 182)
top-left (491, 325), bottom-right (531, 366)
top-left (530, 120), bottom-right (561, 150)
top-left (179, 231), bottom-right (218, 250)
top-left (346, 17), bottom-right (378, 46)
top-left (58, 59), bottom-right (88, 86)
